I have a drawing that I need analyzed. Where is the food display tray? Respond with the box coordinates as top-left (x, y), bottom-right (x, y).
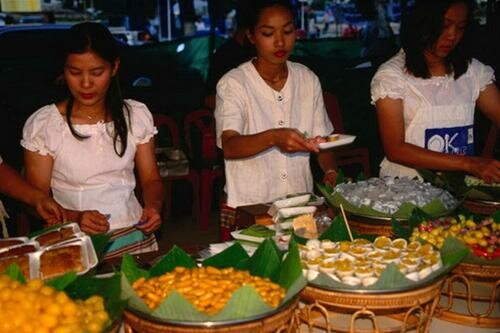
top-left (123, 297), bottom-right (299, 333)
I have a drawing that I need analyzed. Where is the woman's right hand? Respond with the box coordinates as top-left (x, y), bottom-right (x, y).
top-left (78, 210), bottom-right (110, 234)
top-left (467, 157), bottom-right (500, 183)
top-left (273, 128), bottom-right (319, 153)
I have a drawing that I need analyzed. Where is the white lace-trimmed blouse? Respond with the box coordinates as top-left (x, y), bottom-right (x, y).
top-left (215, 60), bottom-right (334, 208)
top-left (21, 99), bottom-right (157, 230)
top-left (371, 50), bottom-right (495, 179)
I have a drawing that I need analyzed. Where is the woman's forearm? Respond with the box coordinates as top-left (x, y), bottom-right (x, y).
top-left (141, 179), bottom-right (164, 212)
top-left (385, 142), bottom-right (471, 172)
top-left (222, 130), bottom-right (276, 159)
top-left (0, 163), bottom-right (45, 206)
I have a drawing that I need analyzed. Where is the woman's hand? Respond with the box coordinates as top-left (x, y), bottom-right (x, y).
top-left (78, 210), bottom-right (110, 234)
top-left (467, 157), bottom-right (500, 183)
top-left (35, 196), bottom-right (67, 226)
top-left (135, 207), bottom-right (162, 234)
top-left (273, 128), bottom-right (320, 153)
top-left (322, 169), bottom-right (337, 186)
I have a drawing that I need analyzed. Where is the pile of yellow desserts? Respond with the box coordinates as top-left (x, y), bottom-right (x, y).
top-left (300, 236), bottom-right (442, 287)
top-left (0, 275), bottom-right (109, 333)
top-left (132, 266), bottom-right (286, 315)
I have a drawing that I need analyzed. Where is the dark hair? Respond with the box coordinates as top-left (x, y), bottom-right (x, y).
top-left (247, 0), bottom-right (294, 32)
top-left (400, 0), bottom-right (474, 79)
top-left (64, 22), bottom-right (130, 157)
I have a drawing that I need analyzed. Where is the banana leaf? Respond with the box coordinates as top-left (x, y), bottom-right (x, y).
top-left (120, 240), bottom-right (306, 322)
top-left (3, 263), bottom-right (26, 283)
top-left (310, 237), bottom-right (469, 292)
top-left (317, 183), bottom-right (453, 220)
top-left (418, 169), bottom-right (500, 201)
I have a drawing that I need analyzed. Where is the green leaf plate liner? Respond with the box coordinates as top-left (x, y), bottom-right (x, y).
top-left (302, 215), bottom-right (469, 293)
top-left (418, 169), bottom-right (500, 201)
top-left (317, 183), bottom-right (454, 220)
top-left (120, 241), bottom-right (307, 323)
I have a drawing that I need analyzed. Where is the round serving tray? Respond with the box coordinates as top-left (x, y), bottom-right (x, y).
top-left (122, 297), bottom-right (299, 333)
top-left (307, 268), bottom-right (446, 295)
top-left (463, 198), bottom-right (500, 215)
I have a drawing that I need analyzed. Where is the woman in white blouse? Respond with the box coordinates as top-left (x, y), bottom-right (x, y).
top-left (22, 22), bottom-right (164, 257)
top-left (371, 0), bottom-right (500, 182)
top-left (215, 0), bottom-right (337, 238)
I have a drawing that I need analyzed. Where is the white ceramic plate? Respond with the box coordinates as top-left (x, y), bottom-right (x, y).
top-left (318, 134), bottom-right (356, 150)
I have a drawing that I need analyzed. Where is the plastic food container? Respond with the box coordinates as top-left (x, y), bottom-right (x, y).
top-left (32, 223), bottom-right (82, 247)
top-left (0, 232), bottom-right (98, 280)
top-left (0, 237), bottom-right (29, 249)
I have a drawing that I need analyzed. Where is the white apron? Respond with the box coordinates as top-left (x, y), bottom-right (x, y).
top-left (380, 79), bottom-right (475, 179)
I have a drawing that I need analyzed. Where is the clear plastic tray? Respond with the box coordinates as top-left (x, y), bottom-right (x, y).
top-left (32, 223), bottom-right (81, 247)
top-left (0, 237), bottom-right (29, 250)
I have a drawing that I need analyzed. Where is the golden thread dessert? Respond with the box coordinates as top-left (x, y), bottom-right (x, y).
top-left (132, 266), bottom-right (286, 315)
top-left (0, 275), bottom-right (109, 333)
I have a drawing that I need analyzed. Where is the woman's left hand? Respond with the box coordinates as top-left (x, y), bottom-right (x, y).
top-left (136, 207), bottom-right (162, 234)
top-left (322, 169), bottom-right (337, 186)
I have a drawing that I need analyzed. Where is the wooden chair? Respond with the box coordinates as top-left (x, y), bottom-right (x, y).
top-left (184, 108), bottom-right (224, 229)
top-left (153, 114), bottom-right (200, 222)
top-left (323, 91), bottom-right (371, 177)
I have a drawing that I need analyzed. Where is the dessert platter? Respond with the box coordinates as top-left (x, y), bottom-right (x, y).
top-left (120, 241), bottom-right (306, 332)
top-left (407, 213), bottom-right (500, 328)
top-left (294, 215), bottom-right (467, 333)
top-left (318, 177), bottom-right (458, 236)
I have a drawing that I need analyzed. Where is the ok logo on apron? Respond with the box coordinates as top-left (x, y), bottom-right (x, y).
top-left (425, 125), bottom-right (474, 155)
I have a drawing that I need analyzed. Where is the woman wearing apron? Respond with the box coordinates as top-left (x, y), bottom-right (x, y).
top-left (372, 0), bottom-right (500, 182)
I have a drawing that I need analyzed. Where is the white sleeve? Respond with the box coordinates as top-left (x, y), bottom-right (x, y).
top-left (370, 66), bottom-right (406, 105)
top-left (214, 74), bottom-right (247, 148)
top-left (127, 100), bottom-right (158, 145)
top-left (21, 106), bottom-right (62, 157)
top-left (471, 59), bottom-right (496, 92)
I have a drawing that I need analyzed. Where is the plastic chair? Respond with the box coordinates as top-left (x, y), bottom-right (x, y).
top-left (184, 108), bottom-right (224, 229)
top-left (153, 114), bottom-right (200, 222)
top-left (204, 94), bottom-right (216, 110)
top-left (323, 91), bottom-right (371, 177)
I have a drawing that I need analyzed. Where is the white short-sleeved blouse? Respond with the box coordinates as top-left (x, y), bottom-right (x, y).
top-left (371, 50), bottom-right (495, 178)
top-left (215, 60), bottom-right (334, 208)
top-left (21, 99), bottom-right (157, 230)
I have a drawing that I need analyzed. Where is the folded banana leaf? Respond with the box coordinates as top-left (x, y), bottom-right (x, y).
top-left (418, 169), bottom-right (500, 201)
top-left (317, 183), bottom-right (453, 220)
top-left (120, 240), bottom-right (306, 322)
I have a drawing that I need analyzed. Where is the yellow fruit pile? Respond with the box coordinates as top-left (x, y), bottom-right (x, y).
top-left (132, 266), bottom-right (286, 315)
top-left (0, 275), bottom-right (109, 333)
